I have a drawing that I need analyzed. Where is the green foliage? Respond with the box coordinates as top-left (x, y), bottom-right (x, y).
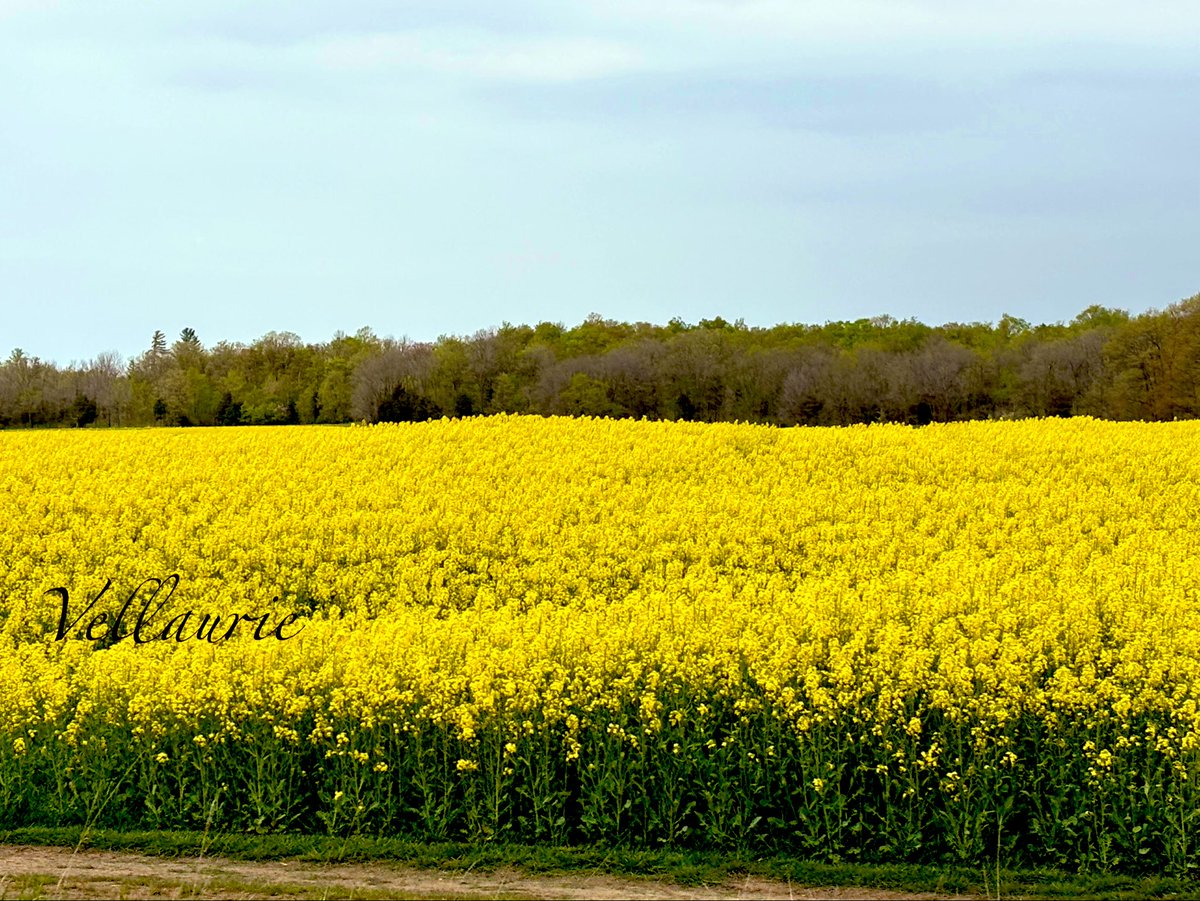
top-left (2, 702), bottom-right (1199, 878)
top-left (557, 373), bottom-right (623, 418)
top-left (4, 295), bottom-right (1200, 428)
top-left (376, 383), bottom-right (441, 423)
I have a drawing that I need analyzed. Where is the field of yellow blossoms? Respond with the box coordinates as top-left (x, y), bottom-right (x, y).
top-left (1, 415), bottom-right (1198, 873)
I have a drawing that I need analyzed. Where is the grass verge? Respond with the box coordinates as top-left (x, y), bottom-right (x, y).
top-left (1, 828), bottom-right (1198, 900)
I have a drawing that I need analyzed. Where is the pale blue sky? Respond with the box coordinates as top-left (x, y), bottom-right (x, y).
top-left (2, 0), bottom-right (1197, 365)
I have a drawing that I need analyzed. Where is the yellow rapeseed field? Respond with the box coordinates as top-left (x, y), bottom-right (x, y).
top-left (0, 415), bottom-right (1197, 871)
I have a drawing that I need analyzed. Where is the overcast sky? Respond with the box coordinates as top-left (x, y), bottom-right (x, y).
top-left (2, 0), bottom-right (1197, 365)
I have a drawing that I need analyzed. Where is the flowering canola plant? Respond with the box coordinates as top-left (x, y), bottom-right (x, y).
top-left (0, 415), bottom-right (1198, 872)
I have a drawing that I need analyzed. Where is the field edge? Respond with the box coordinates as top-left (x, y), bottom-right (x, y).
top-left (2, 827), bottom-right (1198, 900)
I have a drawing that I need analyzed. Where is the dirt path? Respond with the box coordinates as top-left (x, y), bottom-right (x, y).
top-left (0, 845), bottom-right (970, 900)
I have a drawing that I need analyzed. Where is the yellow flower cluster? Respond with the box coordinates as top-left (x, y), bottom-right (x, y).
top-left (0, 415), bottom-right (1198, 863)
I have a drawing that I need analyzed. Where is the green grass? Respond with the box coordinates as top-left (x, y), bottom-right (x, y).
top-left (3, 828), bottom-right (1200, 899)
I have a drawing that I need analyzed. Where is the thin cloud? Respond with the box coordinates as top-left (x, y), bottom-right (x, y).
top-left (601, 0), bottom-right (1200, 46)
top-left (312, 31), bottom-right (646, 82)
top-left (485, 72), bottom-right (985, 137)
top-left (0, 0), bottom-right (50, 15)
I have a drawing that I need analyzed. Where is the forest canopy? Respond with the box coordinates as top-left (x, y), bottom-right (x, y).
top-left (4, 294), bottom-right (1199, 428)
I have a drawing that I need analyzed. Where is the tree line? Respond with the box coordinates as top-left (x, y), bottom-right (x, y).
top-left (3, 293), bottom-right (1199, 429)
